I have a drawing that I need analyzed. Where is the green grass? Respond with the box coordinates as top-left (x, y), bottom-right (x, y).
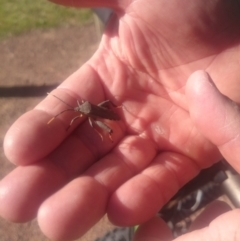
top-left (0, 0), bottom-right (93, 39)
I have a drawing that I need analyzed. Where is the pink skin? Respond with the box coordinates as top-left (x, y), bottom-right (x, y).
top-left (1, 0), bottom-right (240, 240)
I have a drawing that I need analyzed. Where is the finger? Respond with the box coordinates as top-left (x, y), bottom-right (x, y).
top-left (38, 176), bottom-right (108, 241)
top-left (3, 108), bottom-right (66, 166)
top-left (3, 64), bottom-right (113, 165)
top-left (0, 119), bottom-right (123, 223)
top-left (0, 161), bottom-right (67, 222)
top-left (0, 75), bottom-right (125, 226)
top-left (133, 216), bottom-right (173, 241)
top-left (173, 209), bottom-right (240, 241)
top-left (189, 200), bottom-right (231, 231)
top-left (0, 109), bottom-right (125, 224)
top-left (186, 70), bottom-right (240, 172)
top-left (107, 152), bottom-right (200, 226)
top-left (37, 136), bottom-right (156, 240)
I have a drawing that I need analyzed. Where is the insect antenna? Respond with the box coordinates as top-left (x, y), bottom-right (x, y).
top-left (47, 92), bottom-right (74, 108)
top-left (47, 93), bottom-right (76, 125)
top-left (47, 109), bottom-right (75, 124)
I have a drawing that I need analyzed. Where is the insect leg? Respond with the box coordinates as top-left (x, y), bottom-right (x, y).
top-left (66, 114), bottom-right (83, 130)
top-left (88, 118), bottom-right (104, 141)
top-left (94, 119), bottom-right (113, 142)
top-left (47, 109), bottom-right (75, 125)
top-left (47, 117), bottom-right (56, 125)
top-left (98, 100), bottom-right (121, 109)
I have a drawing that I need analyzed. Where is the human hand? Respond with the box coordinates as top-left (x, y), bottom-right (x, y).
top-left (133, 67), bottom-right (240, 241)
top-left (1, 0), bottom-right (240, 240)
top-left (134, 66), bottom-right (240, 241)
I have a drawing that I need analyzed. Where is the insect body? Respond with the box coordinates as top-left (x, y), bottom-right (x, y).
top-left (47, 93), bottom-right (121, 142)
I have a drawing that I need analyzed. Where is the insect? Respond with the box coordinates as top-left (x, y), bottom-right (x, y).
top-left (47, 93), bottom-right (121, 142)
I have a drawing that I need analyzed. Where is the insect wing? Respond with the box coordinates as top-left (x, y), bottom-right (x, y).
top-left (90, 104), bottom-right (120, 120)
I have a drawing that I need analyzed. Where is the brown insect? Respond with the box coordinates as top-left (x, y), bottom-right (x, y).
top-left (47, 93), bottom-right (121, 142)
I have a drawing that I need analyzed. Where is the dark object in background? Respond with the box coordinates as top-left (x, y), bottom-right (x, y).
top-left (159, 160), bottom-right (240, 237)
top-left (0, 84), bottom-right (58, 97)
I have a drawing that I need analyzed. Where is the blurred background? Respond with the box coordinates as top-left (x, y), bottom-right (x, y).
top-left (0, 0), bottom-right (116, 240)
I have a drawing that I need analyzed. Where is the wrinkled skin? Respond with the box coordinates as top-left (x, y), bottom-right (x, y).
top-left (1, 0), bottom-right (240, 240)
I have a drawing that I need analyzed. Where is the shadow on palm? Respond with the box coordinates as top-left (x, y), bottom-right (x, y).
top-left (90, 0), bottom-right (240, 167)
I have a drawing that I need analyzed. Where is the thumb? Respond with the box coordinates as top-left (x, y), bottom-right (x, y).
top-left (186, 70), bottom-right (240, 172)
top-left (173, 209), bottom-right (240, 241)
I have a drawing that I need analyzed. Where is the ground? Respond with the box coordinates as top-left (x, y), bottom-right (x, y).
top-left (0, 23), bottom-right (116, 241)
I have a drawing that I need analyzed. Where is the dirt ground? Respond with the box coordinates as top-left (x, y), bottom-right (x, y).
top-left (0, 23), bottom-right (116, 241)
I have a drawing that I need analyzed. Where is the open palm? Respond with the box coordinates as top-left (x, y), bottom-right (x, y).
top-left (1, 0), bottom-right (240, 240)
